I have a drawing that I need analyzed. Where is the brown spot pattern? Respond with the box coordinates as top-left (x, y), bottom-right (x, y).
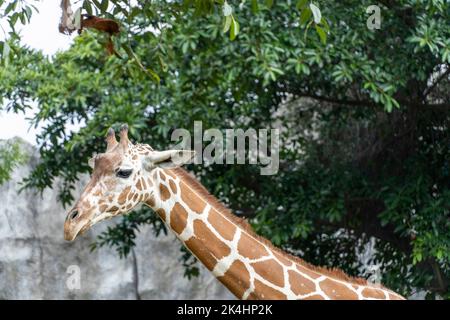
top-left (251, 259), bottom-right (284, 288)
top-left (193, 220), bottom-right (231, 261)
top-left (165, 170), bottom-right (177, 179)
top-left (273, 251), bottom-right (293, 267)
top-left (288, 270), bottom-right (316, 296)
top-left (362, 287), bottom-right (386, 300)
top-left (135, 179), bottom-right (142, 191)
top-left (180, 182), bottom-right (206, 213)
top-left (237, 232), bottom-right (269, 260)
top-left (169, 180), bottom-right (177, 194)
top-left (146, 196), bottom-right (155, 207)
top-left (217, 260), bottom-right (251, 299)
top-left (296, 264), bottom-right (322, 279)
top-left (107, 206), bottom-right (119, 212)
top-left (159, 184), bottom-right (171, 201)
top-left (170, 203), bottom-right (189, 235)
top-left (118, 186), bottom-right (131, 205)
top-left (249, 280), bottom-right (287, 300)
top-left (319, 278), bottom-right (359, 300)
top-left (156, 208), bottom-right (166, 221)
top-left (303, 294), bottom-right (325, 300)
top-left (185, 237), bottom-right (216, 271)
top-left (388, 292), bottom-right (405, 300)
top-left (207, 209), bottom-right (236, 241)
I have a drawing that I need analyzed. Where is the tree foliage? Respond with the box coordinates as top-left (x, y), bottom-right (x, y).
top-left (0, 139), bottom-right (28, 185)
top-left (1, 0), bottom-right (450, 298)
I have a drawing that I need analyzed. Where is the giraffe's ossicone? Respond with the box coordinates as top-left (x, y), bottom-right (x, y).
top-left (64, 124), bottom-right (405, 300)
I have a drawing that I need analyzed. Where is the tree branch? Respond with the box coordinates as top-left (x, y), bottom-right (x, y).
top-left (296, 92), bottom-right (450, 111)
top-left (297, 93), bottom-right (376, 107)
top-left (423, 66), bottom-right (450, 98)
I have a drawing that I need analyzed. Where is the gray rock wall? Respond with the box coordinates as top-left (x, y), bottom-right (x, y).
top-left (0, 140), bottom-right (233, 300)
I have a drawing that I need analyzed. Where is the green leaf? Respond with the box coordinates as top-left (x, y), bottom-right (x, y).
top-left (92, 0), bottom-right (101, 12)
top-left (299, 7), bottom-right (312, 25)
top-left (320, 17), bottom-right (330, 31)
top-left (414, 252), bottom-right (423, 264)
top-left (100, 0), bottom-right (109, 12)
top-left (9, 13), bottom-right (19, 27)
top-left (144, 66), bottom-right (161, 84)
top-left (296, 0), bottom-right (309, 10)
top-left (24, 6), bottom-right (33, 21)
top-left (19, 13), bottom-right (26, 25)
top-left (4, 1), bottom-right (17, 15)
top-left (265, 0), bottom-right (274, 8)
top-left (158, 54), bottom-right (168, 72)
top-left (315, 25), bottom-right (327, 44)
top-left (92, 0), bottom-right (102, 12)
top-left (223, 15), bottom-right (232, 33)
top-left (391, 98), bottom-right (400, 109)
top-left (309, 3), bottom-right (321, 24)
top-left (230, 16), bottom-right (240, 41)
top-left (83, 0), bottom-right (93, 15)
top-left (251, 0), bottom-right (259, 13)
top-left (123, 44), bottom-right (160, 83)
top-left (385, 97), bottom-right (393, 112)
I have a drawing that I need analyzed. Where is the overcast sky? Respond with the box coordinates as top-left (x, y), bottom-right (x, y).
top-left (0, 1), bottom-right (76, 144)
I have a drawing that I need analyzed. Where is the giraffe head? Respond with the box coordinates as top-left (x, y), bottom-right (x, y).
top-left (64, 124), bottom-right (194, 241)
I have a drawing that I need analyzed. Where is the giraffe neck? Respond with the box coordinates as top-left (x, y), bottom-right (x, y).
top-left (144, 167), bottom-right (404, 300)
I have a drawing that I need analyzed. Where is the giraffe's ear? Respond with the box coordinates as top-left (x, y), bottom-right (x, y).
top-left (88, 157), bottom-right (95, 169)
top-left (143, 150), bottom-right (195, 170)
top-left (88, 153), bottom-right (98, 169)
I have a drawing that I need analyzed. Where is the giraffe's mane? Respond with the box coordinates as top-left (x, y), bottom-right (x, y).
top-left (170, 167), bottom-right (373, 287)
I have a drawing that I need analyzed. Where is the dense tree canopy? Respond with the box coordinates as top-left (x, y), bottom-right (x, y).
top-left (1, 1), bottom-right (449, 298)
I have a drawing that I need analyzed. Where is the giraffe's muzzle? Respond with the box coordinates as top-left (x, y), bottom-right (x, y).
top-left (64, 208), bottom-right (92, 241)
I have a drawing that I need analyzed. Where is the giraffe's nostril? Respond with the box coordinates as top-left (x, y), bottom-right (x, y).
top-left (70, 210), bottom-right (79, 220)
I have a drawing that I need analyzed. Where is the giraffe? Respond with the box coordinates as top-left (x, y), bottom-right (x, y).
top-left (64, 124), bottom-right (405, 300)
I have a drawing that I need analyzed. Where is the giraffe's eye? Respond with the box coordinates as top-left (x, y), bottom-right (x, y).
top-left (116, 168), bottom-right (133, 178)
